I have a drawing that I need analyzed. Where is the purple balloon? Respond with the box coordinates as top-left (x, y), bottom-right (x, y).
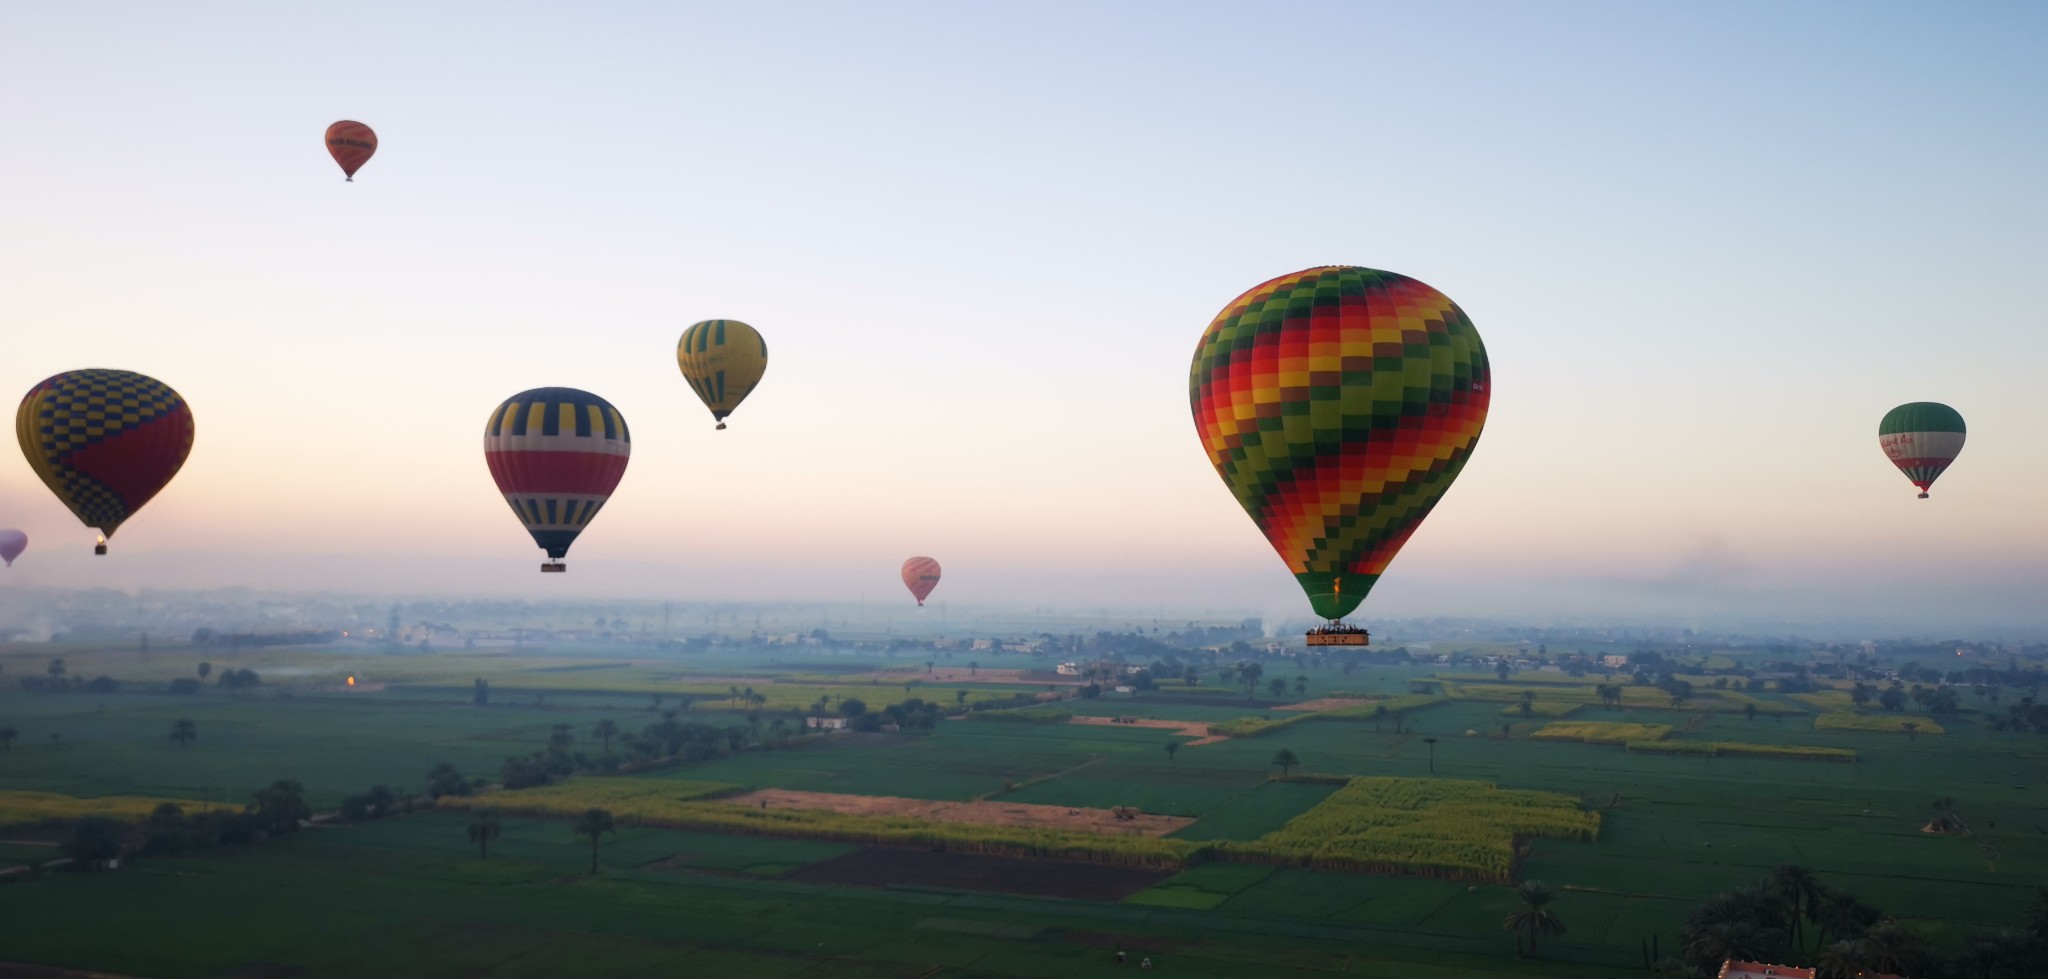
top-left (0, 530), bottom-right (26, 567)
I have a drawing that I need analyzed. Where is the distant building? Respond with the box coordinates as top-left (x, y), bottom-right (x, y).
top-left (805, 717), bottom-right (848, 731)
top-left (971, 639), bottom-right (996, 651)
top-left (1056, 662), bottom-right (1081, 676)
top-left (1602, 654), bottom-right (1630, 669)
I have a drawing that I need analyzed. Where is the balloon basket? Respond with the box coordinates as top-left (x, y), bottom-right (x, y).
top-left (541, 562), bottom-right (566, 573)
top-left (715, 422), bottom-right (727, 430)
top-left (1305, 623), bottom-right (1369, 647)
top-left (94, 543), bottom-right (108, 556)
top-left (1918, 492), bottom-right (1930, 499)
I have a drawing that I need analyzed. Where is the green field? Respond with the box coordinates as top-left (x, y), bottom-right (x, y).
top-left (2, 649), bottom-right (2044, 977)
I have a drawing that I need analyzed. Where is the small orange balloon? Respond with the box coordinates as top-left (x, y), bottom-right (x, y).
top-left (325, 120), bottom-right (377, 181)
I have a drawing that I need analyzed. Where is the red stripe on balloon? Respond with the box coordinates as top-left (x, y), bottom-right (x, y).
top-left (483, 450), bottom-right (628, 496)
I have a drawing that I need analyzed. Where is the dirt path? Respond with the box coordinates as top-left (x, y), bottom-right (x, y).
top-left (1069, 714), bottom-right (1228, 746)
top-left (722, 789), bottom-right (1194, 837)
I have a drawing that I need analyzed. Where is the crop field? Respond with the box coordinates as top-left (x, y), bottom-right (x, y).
top-left (0, 789), bottom-right (218, 828)
top-left (4, 649), bottom-right (2046, 978)
top-left (0, 811), bottom-right (1643, 978)
top-left (1532, 721), bottom-right (1675, 744)
top-left (435, 777), bottom-right (742, 819)
top-left (1815, 712), bottom-right (1946, 734)
top-left (1227, 776), bottom-right (1600, 881)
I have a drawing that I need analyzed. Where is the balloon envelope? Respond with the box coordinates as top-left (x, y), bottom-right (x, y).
top-left (325, 120), bottom-right (377, 181)
top-left (0, 530), bottom-right (24, 567)
top-left (901, 556), bottom-right (941, 605)
top-left (1878, 402), bottom-right (1965, 499)
top-left (1190, 266), bottom-right (1490, 621)
top-left (676, 319), bottom-right (768, 429)
top-left (483, 388), bottom-right (630, 565)
top-left (17, 369), bottom-right (195, 550)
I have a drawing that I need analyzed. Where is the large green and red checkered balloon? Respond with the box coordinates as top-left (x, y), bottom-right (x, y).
top-left (1190, 267), bottom-right (1490, 620)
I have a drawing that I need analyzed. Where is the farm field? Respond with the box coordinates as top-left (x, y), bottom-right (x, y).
top-left (2, 651), bottom-right (2045, 976)
top-left (0, 810), bottom-right (1643, 979)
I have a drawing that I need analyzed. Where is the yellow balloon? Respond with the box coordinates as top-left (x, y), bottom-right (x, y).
top-left (676, 319), bottom-right (768, 430)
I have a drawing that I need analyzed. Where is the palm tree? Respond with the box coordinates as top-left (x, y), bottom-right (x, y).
top-left (955, 689), bottom-right (968, 706)
top-left (1810, 889), bottom-right (1880, 948)
top-left (1815, 938), bottom-right (1875, 979)
top-left (1423, 736), bottom-right (1440, 772)
top-left (169, 718), bottom-right (197, 748)
top-left (1685, 921), bottom-right (1778, 971)
top-left (1372, 704), bottom-right (1388, 732)
top-left (574, 808), bottom-right (615, 874)
top-left (197, 661), bottom-right (212, 682)
top-left (1683, 886), bottom-right (1790, 970)
top-left (1503, 880), bottom-right (1566, 956)
top-left (1271, 748), bottom-right (1299, 775)
top-left (1164, 741), bottom-right (1179, 762)
top-left (1764, 864), bottom-right (1822, 948)
top-left (0, 726), bottom-right (16, 752)
top-left (468, 809), bottom-right (501, 858)
top-left (1859, 920), bottom-right (1930, 977)
top-left (592, 719), bottom-right (618, 756)
top-left (1240, 662), bottom-right (1264, 700)
top-left (1294, 675), bottom-right (1309, 696)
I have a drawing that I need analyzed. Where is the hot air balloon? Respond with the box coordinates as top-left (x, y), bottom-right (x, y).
top-left (0, 530), bottom-right (25, 567)
top-left (1879, 402), bottom-right (1965, 499)
top-left (676, 320), bottom-right (768, 430)
top-left (483, 388), bottom-right (630, 572)
top-left (325, 120), bottom-right (377, 181)
top-left (901, 556), bottom-right (941, 606)
top-left (1190, 267), bottom-right (1489, 644)
top-left (17, 370), bottom-right (195, 555)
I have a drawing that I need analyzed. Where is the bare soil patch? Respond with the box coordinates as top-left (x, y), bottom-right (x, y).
top-left (786, 847), bottom-right (1171, 901)
top-left (1276, 697), bottom-right (1376, 712)
top-left (723, 789), bottom-right (1194, 836)
top-left (1069, 714), bottom-right (1228, 746)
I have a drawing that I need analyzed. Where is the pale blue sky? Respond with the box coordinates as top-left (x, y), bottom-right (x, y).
top-left (2, 2), bottom-right (2044, 632)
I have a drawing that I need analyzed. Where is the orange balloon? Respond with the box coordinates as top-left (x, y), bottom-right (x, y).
top-left (901, 556), bottom-right (941, 606)
top-left (325, 120), bottom-right (377, 181)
